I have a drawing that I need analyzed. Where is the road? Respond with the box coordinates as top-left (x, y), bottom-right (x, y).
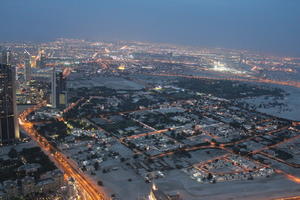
top-left (19, 104), bottom-right (109, 200)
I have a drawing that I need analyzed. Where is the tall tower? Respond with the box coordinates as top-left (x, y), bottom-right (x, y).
top-left (1, 49), bottom-right (12, 65)
top-left (0, 50), bottom-right (20, 144)
top-left (24, 50), bottom-right (31, 82)
top-left (37, 49), bottom-right (46, 68)
top-left (51, 67), bottom-right (57, 108)
top-left (57, 72), bottom-right (67, 109)
top-left (25, 59), bottom-right (31, 82)
top-left (51, 68), bottom-right (67, 109)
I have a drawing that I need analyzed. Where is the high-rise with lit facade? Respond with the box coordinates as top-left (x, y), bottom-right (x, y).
top-left (0, 50), bottom-right (19, 144)
top-left (1, 49), bottom-right (12, 65)
top-left (37, 49), bottom-right (46, 68)
top-left (24, 50), bottom-right (31, 82)
top-left (51, 67), bottom-right (67, 109)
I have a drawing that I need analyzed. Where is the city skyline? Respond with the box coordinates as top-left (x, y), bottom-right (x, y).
top-left (1, 1), bottom-right (300, 199)
top-left (1, 0), bottom-right (300, 57)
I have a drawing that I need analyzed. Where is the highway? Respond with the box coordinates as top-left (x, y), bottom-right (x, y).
top-left (19, 104), bottom-right (109, 200)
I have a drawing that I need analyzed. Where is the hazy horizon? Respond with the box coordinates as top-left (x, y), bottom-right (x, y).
top-left (1, 0), bottom-right (300, 57)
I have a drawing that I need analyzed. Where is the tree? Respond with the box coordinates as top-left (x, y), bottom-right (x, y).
top-left (94, 162), bottom-right (99, 171)
top-left (133, 154), bottom-right (139, 159)
top-left (97, 180), bottom-right (103, 186)
top-left (170, 131), bottom-right (176, 138)
top-left (207, 173), bottom-right (213, 180)
top-left (8, 148), bottom-right (18, 158)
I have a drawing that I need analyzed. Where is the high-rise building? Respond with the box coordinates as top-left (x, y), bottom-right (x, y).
top-left (24, 52), bottom-right (31, 82)
top-left (1, 49), bottom-right (12, 65)
top-left (30, 56), bottom-right (37, 68)
top-left (37, 50), bottom-right (46, 68)
top-left (0, 51), bottom-right (20, 144)
top-left (51, 67), bottom-right (57, 108)
top-left (51, 67), bottom-right (67, 109)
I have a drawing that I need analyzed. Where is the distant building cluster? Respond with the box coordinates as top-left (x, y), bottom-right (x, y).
top-left (1, 38), bottom-right (300, 199)
top-left (0, 169), bottom-right (63, 200)
top-left (0, 142), bottom-right (68, 200)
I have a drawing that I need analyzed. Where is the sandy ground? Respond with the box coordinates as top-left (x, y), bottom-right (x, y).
top-left (241, 85), bottom-right (300, 121)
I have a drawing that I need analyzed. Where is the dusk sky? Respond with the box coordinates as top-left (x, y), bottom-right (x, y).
top-left (1, 0), bottom-right (300, 56)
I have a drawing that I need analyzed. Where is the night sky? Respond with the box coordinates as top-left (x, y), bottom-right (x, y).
top-left (1, 0), bottom-right (300, 56)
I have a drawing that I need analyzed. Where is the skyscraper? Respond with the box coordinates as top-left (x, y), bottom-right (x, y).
top-left (1, 49), bottom-right (12, 65)
top-left (51, 67), bottom-right (67, 109)
top-left (0, 50), bottom-right (20, 144)
top-left (37, 49), bottom-right (46, 68)
top-left (51, 67), bottom-right (57, 108)
top-left (24, 51), bottom-right (31, 82)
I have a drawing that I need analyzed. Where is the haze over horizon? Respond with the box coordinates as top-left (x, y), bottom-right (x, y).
top-left (1, 0), bottom-right (300, 57)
